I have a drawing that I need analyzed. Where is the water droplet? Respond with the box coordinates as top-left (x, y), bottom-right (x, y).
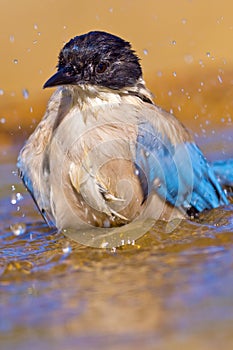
top-left (10, 35), bottom-right (15, 43)
top-left (109, 7), bottom-right (113, 13)
top-left (0, 89), bottom-right (4, 95)
top-left (63, 25), bottom-right (67, 30)
top-left (22, 89), bottom-right (29, 99)
top-left (135, 169), bottom-right (139, 176)
top-left (101, 241), bottom-right (109, 248)
top-left (217, 75), bottom-right (223, 84)
top-left (0, 118), bottom-right (6, 124)
top-left (168, 90), bottom-right (172, 96)
top-left (216, 16), bottom-right (224, 24)
top-left (11, 194), bottom-right (17, 204)
top-left (184, 54), bottom-right (194, 64)
top-left (38, 32), bottom-right (41, 36)
top-left (11, 191), bottom-right (23, 204)
top-left (13, 59), bottom-right (18, 64)
top-left (30, 106), bottom-right (33, 113)
top-left (171, 40), bottom-right (176, 45)
top-left (10, 223), bottom-right (26, 236)
top-left (143, 49), bottom-right (148, 55)
top-left (16, 192), bottom-right (24, 201)
top-left (33, 40), bottom-right (37, 45)
top-left (181, 18), bottom-right (187, 24)
top-left (34, 24), bottom-right (38, 30)
top-left (222, 58), bottom-right (227, 65)
top-left (172, 71), bottom-right (177, 77)
top-left (206, 52), bottom-right (211, 57)
top-left (103, 219), bottom-right (110, 228)
top-left (62, 243), bottom-right (72, 254)
top-left (111, 247), bottom-right (116, 252)
top-left (121, 240), bottom-right (125, 246)
top-left (199, 59), bottom-right (204, 67)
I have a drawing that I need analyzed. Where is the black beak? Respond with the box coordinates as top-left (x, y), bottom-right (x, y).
top-left (43, 68), bottom-right (76, 89)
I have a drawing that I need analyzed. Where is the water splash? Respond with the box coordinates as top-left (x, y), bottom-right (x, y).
top-left (184, 54), bottom-right (194, 64)
top-left (217, 75), bottom-right (223, 84)
top-left (62, 243), bottom-right (72, 254)
top-left (11, 192), bottom-right (24, 205)
top-left (22, 89), bottom-right (29, 99)
top-left (10, 223), bottom-right (26, 236)
top-left (9, 35), bottom-right (15, 43)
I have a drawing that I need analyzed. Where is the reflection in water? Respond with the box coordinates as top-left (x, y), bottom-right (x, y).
top-left (1, 142), bottom-right (233, 350)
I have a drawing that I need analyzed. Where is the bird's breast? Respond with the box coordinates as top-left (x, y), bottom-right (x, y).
top-left (48, 95), bottom-right (147, 229)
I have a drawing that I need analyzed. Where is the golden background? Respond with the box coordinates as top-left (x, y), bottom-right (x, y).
top-left (0, 0), bottom-right (232, 141)
top-left (1, 3), bottom-right (233, 347)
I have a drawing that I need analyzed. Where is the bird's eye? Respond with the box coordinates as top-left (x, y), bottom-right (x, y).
top-left (96, 62), bottom-right (108, 74)
top-left (64, 64), bottom-right (77, 76)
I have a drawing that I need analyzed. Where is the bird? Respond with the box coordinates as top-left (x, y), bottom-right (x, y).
top-left (17, 31), bottom-right (233, 232)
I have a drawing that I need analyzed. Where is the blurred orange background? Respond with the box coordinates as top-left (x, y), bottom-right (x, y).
top-left (0, 0), bottom-right (232, 144)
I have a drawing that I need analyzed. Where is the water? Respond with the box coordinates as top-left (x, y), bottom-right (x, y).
top-left (1, 137), bottom-right (233, 350)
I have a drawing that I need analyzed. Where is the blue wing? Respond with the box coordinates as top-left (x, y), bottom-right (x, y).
top-left (211, 159), bottom-right (233, 187)
top-left (135, 121), bottom-right (229, 214)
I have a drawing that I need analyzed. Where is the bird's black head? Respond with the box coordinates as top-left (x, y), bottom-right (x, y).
top-left (43, 31), bottom-right (142, 90)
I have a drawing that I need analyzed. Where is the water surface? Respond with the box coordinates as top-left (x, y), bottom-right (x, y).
top-left (1, 135), bottom-right (233, 350)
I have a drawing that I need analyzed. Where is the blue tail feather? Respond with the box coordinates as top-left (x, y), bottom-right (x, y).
top-left (135, 121), bottom-right (229, 214)
top-left (212, 159), bottom-right (233, 187)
